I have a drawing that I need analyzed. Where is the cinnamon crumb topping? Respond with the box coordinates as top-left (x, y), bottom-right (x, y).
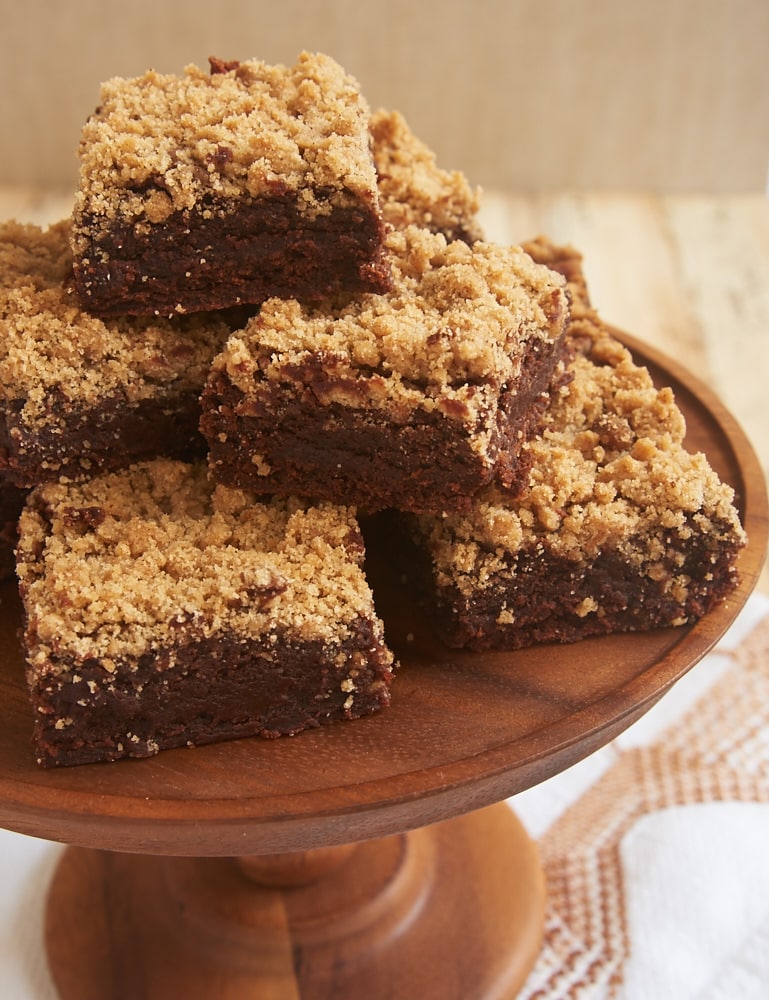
top-left (17, 460), bottom-right (382, 672)
top-left (371, 109), bottom-right (483, 242)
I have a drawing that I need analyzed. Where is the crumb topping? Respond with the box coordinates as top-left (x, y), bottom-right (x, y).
top-left (213, 225), bottom-right (567, 417)
top-left (17, 460), bottom-right (380, 671)
top-left (0, 221), bottom-right (230, 425)
top-left (416, 331), bottom-right (746, 595)
top-left (72, 51), bottom-right (379, 236)
top-left (520, 236), bottom-right (593, 314)
top-left (0, 218), bottom-right (73, 290)
top-left (370, 109), bottom-right (483, 242)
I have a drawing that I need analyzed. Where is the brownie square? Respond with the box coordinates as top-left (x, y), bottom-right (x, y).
top-left (399, 286), bottom-right (746, 650)
top-left (70, 53), bottom-right (391, 317)
top-left (16, 459), bottom-right (395, 767)
top-left (200, 225), bottom-right (570, 514)
top-left (0, 219), bottom-right (230, 487)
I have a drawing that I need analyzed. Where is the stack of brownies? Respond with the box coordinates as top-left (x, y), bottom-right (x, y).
top-left (0, 52), bottom-right (746, 767)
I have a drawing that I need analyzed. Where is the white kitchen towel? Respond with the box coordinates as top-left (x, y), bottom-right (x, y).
top-left (516, 592), bottom-right (769, 999)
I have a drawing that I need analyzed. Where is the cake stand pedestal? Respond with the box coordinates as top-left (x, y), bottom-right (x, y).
top-left (45, 802), bottom-right (544, 999)
top-left (0, 333), bottom-right (766, 999)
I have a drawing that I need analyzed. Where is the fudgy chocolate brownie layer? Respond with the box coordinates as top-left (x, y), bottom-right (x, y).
top-left (400, 512), bottom-right (746, 651)
top-left (0, 388), bottom-right (208, 488)
top-left (28, 616), bottom-right (391, 768)
top-left (0, 478), bottom-right (26, 581)
top-left (72, 193), bottom-right (391, 316)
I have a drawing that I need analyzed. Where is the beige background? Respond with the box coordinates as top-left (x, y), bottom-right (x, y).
top-left (2, 0), bottom-right (768, 195)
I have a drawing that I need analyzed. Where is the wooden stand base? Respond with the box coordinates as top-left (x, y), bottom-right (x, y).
top-left (45, 802), bottom-right (545, 999)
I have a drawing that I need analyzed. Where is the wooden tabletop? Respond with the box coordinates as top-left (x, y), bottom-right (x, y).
top-left (2, 185), bottom-right (767, 595)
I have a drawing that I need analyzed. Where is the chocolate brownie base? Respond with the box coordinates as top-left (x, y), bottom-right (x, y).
top-left (0, 387), bottom-right (209, 488)
top-left (399, 512), bottom-right (745, 651)
top-left (27, 616), bottom-right (390, 768)
top-left (0, 478), bottom-right (26, 580)
top-left (72, 193), bottom-right (391, 317)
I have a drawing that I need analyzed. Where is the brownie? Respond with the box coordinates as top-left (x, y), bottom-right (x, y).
top-left (16, 459), bottom-right (395, 767)
top-left (399, 280), bottom-right (747, 650)
top-left (370, 109), bottom-right (484, 244)
top-left (200, 224), bottom-right (570, 514)
top-left (70, 53), bottom-right (391, 317)
top-left (0, 219), bottom-right (230, 487)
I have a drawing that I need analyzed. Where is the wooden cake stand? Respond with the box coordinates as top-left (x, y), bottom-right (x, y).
top-left (0, 333), bottom-right (766, 1000)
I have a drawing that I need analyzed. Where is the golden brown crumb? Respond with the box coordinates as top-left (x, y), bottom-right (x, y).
top-left (17, 460), bottom-right (380, 670)
top-left (0, 218), bottom-right (73, 290)
top-left (370, 109), bottom-right (483, 242)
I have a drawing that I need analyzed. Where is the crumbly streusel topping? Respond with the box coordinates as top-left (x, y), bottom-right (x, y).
top-left (416, 330), bottom-right (746, 595)
top-left (521, 236), bottom-right (594, 318)
top-left (17, 460), bottom-right (382, 671)
top-left (0, 218), bottom-right (73, 290)
top-left (0, 220), bottom-right (229, 426)
top-left (72, 51), bottom-right (379, 236)
top-left (213, 224), bottom-right (567, 418)
top-left (370, 109), bottom-right (483, 242)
